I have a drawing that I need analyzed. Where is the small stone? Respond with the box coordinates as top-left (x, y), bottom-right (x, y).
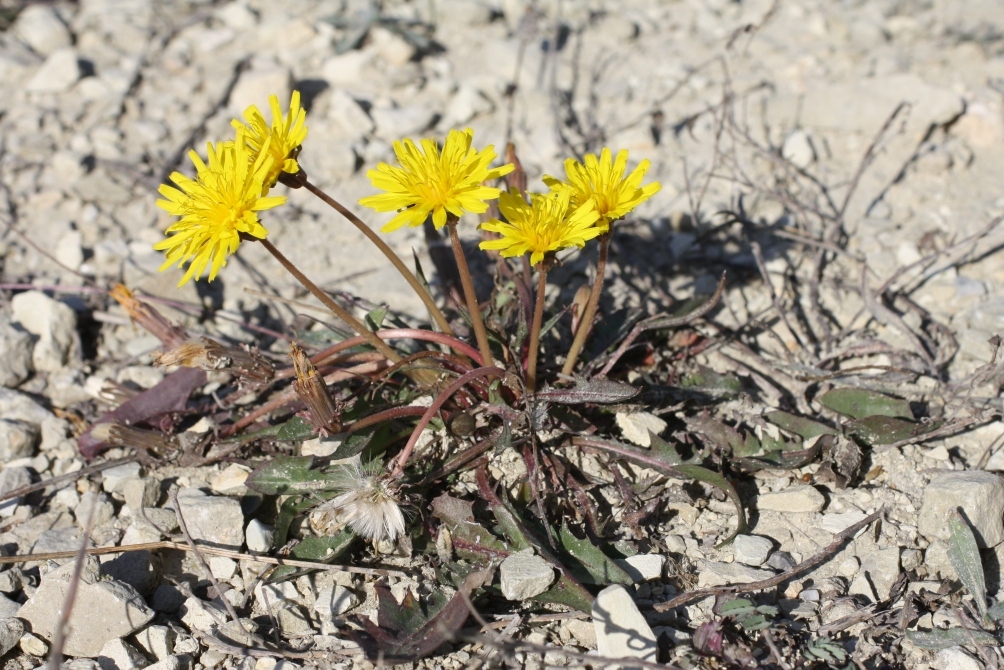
top-left (101, 551), bottom-right (156, 595)
top-left (664, 535), bottom-right (687, 554)
top-left (732, 535), bottom-right (773, 567)
top-left (499, 550), bottom-right (556, 600)
top-left (781, 129), bottom-right (816, 168)
top-left (0, 569), bottom-right (21, 594)
top-left (19, 632), bottom-right (47, 657)
top-left (0, 419), bottom-right (40, 460)
top-left (766, 551), bottom-right (796, 571)
top-left (26, 47), bottom-right (81, 92)
top-left (276, 604), bottom-right (313, 637)
top-left (174, 488), bottom-right (245, 549)
top-left (902, 548), bottom-right (923, 571)
top-left (935, 648), bottom-right (982, 670)
top-left (614, 554), bottom-right (665, 581)
top-left (849, 548), bottom-right (900, 602)
top-left (564, 619), bottom-right (596, 648)
top-left (245, 519), bottom-right (275, 553)
top-left (97, 638), bottom-right (149, 670)
top-left (757, 486), bottom-right (825, 513)
top-left (369, 26), bottom-right (415, 66)
top-left (0, 594), bottom-right (20, 619)
top-left (0, 318), bottom-right (34, 388)
top-left (229, 61), bottom-right (291, 116)
top-left (371, 106), bottom-right (436, 139)
top-left (179, 597), bottom-right (227, 633)
top-left (819, 511), bottom-right (868, 535)
top-left (102, 463), bottom-right (142, 494)
top-left (56, 230), bottom-right (84, 271)
top-left (313, 585), bottom-right (359, 618)
top-left (0, 467), bottom-right (33, 517)
top-left (209, 557), bottom-right (237, 580)
top-left (327, 89), bottom-right (374, 136)
top-left (919, 471), bottom-right (1004, 547)
top-left (143, 658), bottom-right (181, 670)
top-left (615, 412), bottom-right (667, 448)
top-left (151, 585), bottom-right (186, 614)
top-left (13, 4), bottom-right (71, 56)
top-left (76, 491), bottom-right (116, 528)
top-left (210, 464), bottom-right (250, 493)
top-left (133, 625), bottom-right (174, 661)
top-left (592, 585), bottom-right (657, 667)
top-left (697, 561), bottom-right (775, 588)
top-left (17, 556), bottom-right (154, 657)
top-left (0, 618), bottom-right (24, 656)
top-left (443, 84), bottom-right (494, 127)
top-left (122, 478), bottom-right (160, 510)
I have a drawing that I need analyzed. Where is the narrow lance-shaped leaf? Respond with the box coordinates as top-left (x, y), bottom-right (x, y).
top-left (245, 456), bottom-right (340, 496)
top-left (818, 388), bottom-right (913, 420)
top-left (947, 508), bottom-right (988, 620)
top-left (536, 378), bottom-right (639, 405)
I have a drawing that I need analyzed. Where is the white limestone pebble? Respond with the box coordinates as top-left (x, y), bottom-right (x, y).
top-left (918, 471), bottom-right (1004, 547)
top-left (592, 585), bottom-right (657, 668)
top-left (499, 550), bottom-right (555, 600)
top-left (757, 486), bottom-right (826, 513)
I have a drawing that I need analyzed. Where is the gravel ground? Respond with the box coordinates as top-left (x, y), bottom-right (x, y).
top-left (2, 0), bottom-right (1004, 669)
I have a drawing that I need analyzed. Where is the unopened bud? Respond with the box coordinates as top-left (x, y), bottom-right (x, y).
top-left (290, 343), bottom-right (341, 435)
top-left (111, 284), bottom-right (189, 349)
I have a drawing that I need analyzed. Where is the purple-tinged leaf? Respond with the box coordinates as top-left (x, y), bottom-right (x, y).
top-left (78, 367), bottom-right (206, 459)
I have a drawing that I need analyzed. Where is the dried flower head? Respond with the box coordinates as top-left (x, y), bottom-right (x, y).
top-left (232, 90), bottom-right (308, 189)
top-left (479, 187), bottom-right (601, 266)
top-left (359, 128), bottom-right (514, 232)
top-left (152, 337), bottom-right (274, 388)
top-left (154, 129), bottom-right (286, 286)
top-left (310, 460), bottom-right (405, 542)
top-left (543, 148), bottom-right (661, 233)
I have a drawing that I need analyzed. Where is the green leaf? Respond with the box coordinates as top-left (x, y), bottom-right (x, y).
top-left (430, 494), bottom-right (512, 564)
top-left (268, 530), bottom-right (356, 582)
top-left (906, 628), bottom-right (998, 650)
top-left (274, 494), bottom-right (330, 546)
top-left (536, 378), bottom-right (639, 404)
top-left (845, 416), bottom-right (935, 446)
top-left (558, 523), bottom-right (633, 586)
top-left (365, 305), bottom-right (389, 331)
top-left (245, 456), bottom-right (339, 496)
top-left (721, 598), bottom-right (756, 616)
top-left (277, 416), bottom-right (316, 442)
top-left (947, 509), bottom-right (988, 620)
top-left (818, 388), bottom-right (913, 420)
top-left (765, 411), bottom-right (838, 439)
top-left (678, 366), bottom-right (742, 397)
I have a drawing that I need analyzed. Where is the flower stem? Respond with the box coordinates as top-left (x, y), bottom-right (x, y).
top-left (301, 179), bottom-right (456, 337)
top-left (447, 221), bottom-right (494, 367)
top-left (526, 262), bottom-right (549, 394)
top-left (258, 238), bottom-right (402, 364)
top-left (561, 231), bottom-right (610, 376)
top-left (392, 365), bottom-right (505, 477)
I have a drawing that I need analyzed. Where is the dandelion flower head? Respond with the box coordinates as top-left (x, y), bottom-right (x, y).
top-left (154, 129), bottom-right (286, 286)
top-left (479, 187), bottom-right (602, 266)
top-left (543, 148), bottom-right (661, 233)
top-left (311, 459), bottom-right (406, 542)
top-left (359, 128), bottom-right (514, 232)
top-left (232, 90), bottom-right (308, 190)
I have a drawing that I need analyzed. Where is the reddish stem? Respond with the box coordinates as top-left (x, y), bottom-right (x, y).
top-left (391, 366), bottom-right (505, 477)
top-left (274, 328), bottom-right (482, 380)
top-left (347, 405), bottom-right (429, 433)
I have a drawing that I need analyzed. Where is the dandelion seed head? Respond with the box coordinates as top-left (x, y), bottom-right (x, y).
top-left (311, 460), bottom-right (405, 543)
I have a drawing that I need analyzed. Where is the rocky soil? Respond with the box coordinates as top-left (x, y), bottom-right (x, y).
top-left (1, 0), bottom-right (1004, 669)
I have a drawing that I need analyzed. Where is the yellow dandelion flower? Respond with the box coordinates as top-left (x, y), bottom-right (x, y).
top-left (232, 90), bottom-right (308, 189)
top-left (359, 128), bottom-right (514, 232)
top-left (479, 187), bottom-right (601, 266)
top-left (543, 148), bottom-right (661, 233)
top-left (154, 129), bottom-right (286, 286)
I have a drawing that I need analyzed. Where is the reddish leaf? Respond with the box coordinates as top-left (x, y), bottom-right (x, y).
top-left (78, 367), bottom-right (206, 459)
